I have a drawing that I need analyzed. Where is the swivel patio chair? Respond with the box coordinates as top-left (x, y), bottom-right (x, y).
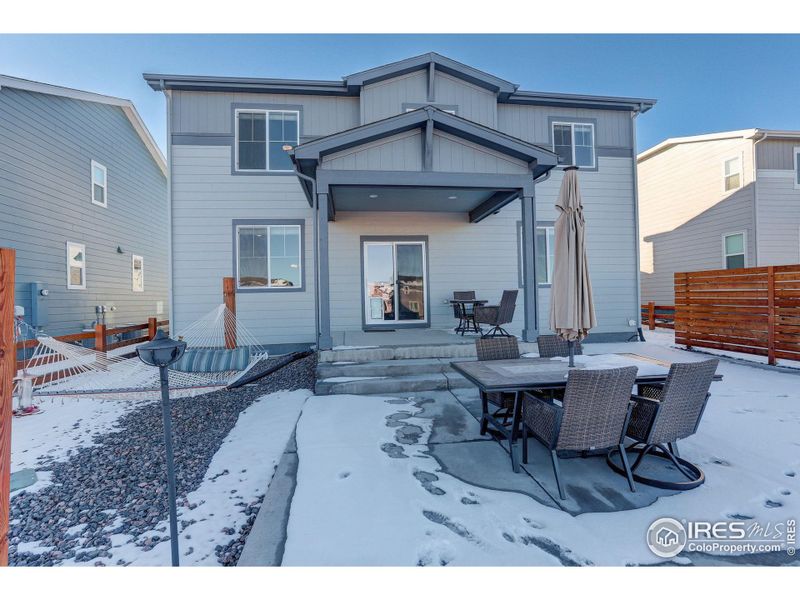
top-left (475, 337), bottom-right (520, 434)
top-left (522, 367), bottom-right (638, 500)
top-left (607, 359), bottom-right (718, 490)
top-left (453, 290), bottom-right (479, 334)
top-left (475, 290), bottom-right (518, 338)
top-left (537, 335), bottom-right (583, 359)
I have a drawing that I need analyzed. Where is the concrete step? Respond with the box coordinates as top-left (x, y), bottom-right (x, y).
top-left (319, 341), bottom-right (537, 363)
top-left (316, 358), bottom-right (453, 379)
top-left (314, 371), bottom-right (473, 395)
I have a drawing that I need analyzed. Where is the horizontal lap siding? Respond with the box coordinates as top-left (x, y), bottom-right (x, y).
top-left (171, 145), bottom-right (315, 346)
top-left (0, 87), bottom-right (168, 336)
top-left (756, 170), bottom-right (800, 265)
top-left (638, 137), bottom-right (756, 305)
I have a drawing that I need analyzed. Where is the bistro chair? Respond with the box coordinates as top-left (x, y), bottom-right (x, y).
top-left (537, 335), bottom-right (583, 359)
top-left (607, 359), bottom-right (718, 490)
top-left (475, 337), bottom-right (520, 434)
top-left (475, 289), bottom-right (518, 338)
top-left (522, 367), bottom-right (638, 500)
top-left (453, 291), bottom-right (479, 334)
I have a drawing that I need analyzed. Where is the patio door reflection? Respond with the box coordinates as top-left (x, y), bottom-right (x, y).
top-left (364, 241), bottom-right (426, 325)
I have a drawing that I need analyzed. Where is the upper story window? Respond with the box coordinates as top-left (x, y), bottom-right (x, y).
top-left (132, 254), bottom-right (144, 292)
top-left (66, 241), bottom-right (86, 290)
top-left (552, 122), bottom-right (595, 168)
top-left (235, 110), bottom-right (299, 172)
top-left (794, 146), bottom-right (800, 189)
top-left (235, 222), bottom-right (302, 290)
top-left (723, 232), bottom-right (746, 269)
top-left (91, 160), bottom-right (107, 207)
top-left (723, 156), bottom-right (742, 192)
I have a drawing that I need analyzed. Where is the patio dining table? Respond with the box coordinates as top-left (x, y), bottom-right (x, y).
top-left (451, 353), bottom-right (722, 472)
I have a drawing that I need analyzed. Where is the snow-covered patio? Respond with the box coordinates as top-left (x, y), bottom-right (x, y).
top-left (276, 334), bottom-right (799, 566)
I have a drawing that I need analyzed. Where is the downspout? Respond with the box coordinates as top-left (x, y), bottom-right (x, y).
top-left (290, 163), bottom-right (320, 350)
top-left (631, 105), bottom-right (644, 339)
top-left (163, 85), bottom-right (175, 331)
top-left (752, 130), bottom-right (769, 267)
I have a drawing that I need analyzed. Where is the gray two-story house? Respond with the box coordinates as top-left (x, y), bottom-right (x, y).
top-left (0, 75), bottom-right (169, 336)
top-left (639, 129), bottom-right (800, 304)
top-left (145, 52), bottom-right (655, 352)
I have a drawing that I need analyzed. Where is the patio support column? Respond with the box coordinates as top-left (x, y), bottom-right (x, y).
top-left (521, 192), bottom-right (539, 342)
top-left (317, 192), bottom-right (333, 350)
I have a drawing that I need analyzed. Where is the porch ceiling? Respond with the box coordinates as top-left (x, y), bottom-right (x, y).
top-left (331, 185), bottom-right (500, 213)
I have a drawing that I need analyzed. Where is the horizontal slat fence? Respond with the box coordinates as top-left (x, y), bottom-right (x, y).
top-left (641, 302), bottom-right (675, 330)
top-left (675, 264), bottom-right (800, 365)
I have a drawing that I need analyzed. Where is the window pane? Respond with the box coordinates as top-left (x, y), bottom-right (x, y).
top-left (93, 164), bottom-right (105, 185)
top-left (575, 145), bottom-right (594, 167)
top-left (239, 113), bottom-right (253, 140)
top-left (547, 228), bottom-right (555, 283)
top-left (724, 157), bottom-right (740, 176)
top-left (238, 227), bottom-right (269, 287)
top-left (724, 173), bottom-right (740, 191)
top-left (725, 233), bottom-right (744, 255)
top-left (535, 228), bottom-right (548, 284)
top-left (239, 141), bottom-right (266, 170)
top-left (574, 124), bottom-right (594, 167)
top-left (726, 254), bottom-right (745, 269)
top-left (93, 184), bottom-right (105, 205)
top-left (553, 124), bottom-right (573, 165)
top-left (269, 226), bottom-right (300, 287)
top-left (70, 266), bottom-right (83, 287)
top-left (269, 142), bottom-right (292, 171)
top-left (252, 113), bottom-right (266, 141)
top-left (282, 113), bottom-right (298, 143)
top-left (269, 113), bottom-right (284, 140)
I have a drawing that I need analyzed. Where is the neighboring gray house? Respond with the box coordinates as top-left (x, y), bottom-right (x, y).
top-left (145, 52), bottom-right (655, 352)
top-left (638, 129), bottom-right (800, 304)
top-left (0, 75), bottom-right (169, 336)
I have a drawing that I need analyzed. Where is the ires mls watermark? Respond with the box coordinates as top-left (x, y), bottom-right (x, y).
top-left (647, 517), bottom-right (797, 558)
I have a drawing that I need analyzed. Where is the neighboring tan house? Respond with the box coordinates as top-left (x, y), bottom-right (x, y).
top-left (0, 75), bottom-right (169, 336)
top-left (145, 52), bottom-right (655, 352)
top-left (638, 129), bottom-right (800, 304)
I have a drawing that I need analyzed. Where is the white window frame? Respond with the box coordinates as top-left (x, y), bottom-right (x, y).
top-left (722, 231), bottom-right (747, 270)
top-left (793, 146), bottom-right (800, 190)
top-left (235, 223), bottom-right (303, 290)
top-left (723, 155), bottom-right (743, 193)
top-left (551, 121), bottom-right (596, 169)
top-left (132, 254), bottom-right (144, 292)
top-left (66, 241), bottom-right (86, 290)
top-left (234, 109), bottom-right (300, 173)
top-left (537, 225), bottom-right (555, 285)
top-left (91, 160), bottom-right (107, 207)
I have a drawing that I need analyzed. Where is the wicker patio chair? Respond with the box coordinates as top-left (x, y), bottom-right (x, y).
top-left (475, 337), bottom-right (520, 434)
top-left (475, 290), bottom-right (518, 338)
top-left (522, 367), bottom-right (638, 500)
top-left (607, 359), bottom-right (718, 490)
top-left (537, 335), bottom-right (583, 358)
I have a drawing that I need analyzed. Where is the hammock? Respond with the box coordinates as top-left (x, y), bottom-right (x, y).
top-left (14, 305), bottom-right (268, 401)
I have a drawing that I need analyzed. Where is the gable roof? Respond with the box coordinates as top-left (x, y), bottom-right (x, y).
top-left (293, 105), bottom-right (559, 178)
top-left (638, 128), bottom-right (800, 163)
top-left (0, 74), bottom-right (166, 175)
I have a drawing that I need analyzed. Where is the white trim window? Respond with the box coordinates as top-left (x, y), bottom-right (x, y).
top-left (723, 232), bottom-right (746, 269)
top-left (536, 226), bottom-right (556, 284)
top-left (236, 224), bottom-right (302, 289)
top-left (794, 146), bottom-right (800, 189)
top-left (132, 254), bottom-right (144, 292)
top-left (91, 160), bottom-right (107, 207)
top-left (66, 241), bottom-right (86, 290)
top-left (723, 156), bottom-right (742, 192)
top-left (235, 109), bottom-right (299, 172)
top-left (552, 122), bottom-right (595, 168)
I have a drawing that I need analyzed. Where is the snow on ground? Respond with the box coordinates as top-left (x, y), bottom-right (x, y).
top-left (283, 342), bottom-right (800, 566)
top-left (83, 389), bottom-right (310, 566)
top-left (11, 397), bottom-right (137, 472)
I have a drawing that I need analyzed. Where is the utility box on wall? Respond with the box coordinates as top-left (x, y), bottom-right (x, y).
top-left (28, 281), bottom-right (49, 328)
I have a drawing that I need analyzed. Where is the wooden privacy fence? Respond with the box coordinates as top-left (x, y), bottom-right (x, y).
top-left (641, 302), bottom-right (675, 330)
top-left (674, 264), bottom-right (800, 365)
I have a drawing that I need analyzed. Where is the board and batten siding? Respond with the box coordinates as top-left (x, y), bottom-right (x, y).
top-left (321, 130), bottom-right (423, 171)
top-left (638, 137), bottom-right (756, 305)
top-left (0, 87), bottom-right (168, 336)
top-left (756, 169), bottom-right (800, 265)
top-left (756, 138), bottom-right (799, 171)
top-left (360, 70), bottom-right (428, 124)
top-left (171, 144), bottom-right (315, 347)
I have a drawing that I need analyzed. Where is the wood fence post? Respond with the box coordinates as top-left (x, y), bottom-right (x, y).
top-left (94, 323), bottom-right (107, 353)
top-left (148, 317), bottom-right (158, 340)
top-left (767, 266), bottom-right (776, 366)
top-left (1, 248), bottom-right (16, 566)
top-left (223, 277), bottom-right (236, 350)
top-left (647, 301), bottom-right (656, 331)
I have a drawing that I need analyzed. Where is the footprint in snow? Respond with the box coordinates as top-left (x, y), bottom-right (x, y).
top-left (338, 471), bottom-right (351, 479)
top-left (764, 499), bottom-right (783, 508)
top-left (523, 517), bottom-right (545, 529)
top-left (413, 470), bottom-right (446, 496)
top-left (710, 457), bottom-right (731, 467)
top-left (779, 489), bottom-right (791, 496)
top-left (785, 471), bottom-right (796, 478)
top-left (726, 513), bottom-right (754, 520)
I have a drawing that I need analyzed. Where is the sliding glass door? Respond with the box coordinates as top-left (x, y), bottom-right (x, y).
top-left (363, 240), bottom-right (427, 325)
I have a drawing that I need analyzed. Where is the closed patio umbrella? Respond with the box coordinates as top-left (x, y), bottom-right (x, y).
top-left (549, 166), bottom-right (596, 366)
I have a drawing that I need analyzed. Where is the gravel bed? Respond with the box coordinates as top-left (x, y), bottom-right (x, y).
top-left (9, 353), bottom-right (316, 567)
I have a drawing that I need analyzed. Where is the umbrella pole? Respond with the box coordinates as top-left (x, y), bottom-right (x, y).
top-left (568, 341), bottom-right (575, 368)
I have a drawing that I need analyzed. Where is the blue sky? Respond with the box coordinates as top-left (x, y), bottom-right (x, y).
top-left (1, 34), bottom-right (799, 154)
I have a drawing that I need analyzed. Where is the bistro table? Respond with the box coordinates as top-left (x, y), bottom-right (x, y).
top-left (448, 299), bottom-right (487, 335)
top-left (451, 353), bottom-right (722, 472)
